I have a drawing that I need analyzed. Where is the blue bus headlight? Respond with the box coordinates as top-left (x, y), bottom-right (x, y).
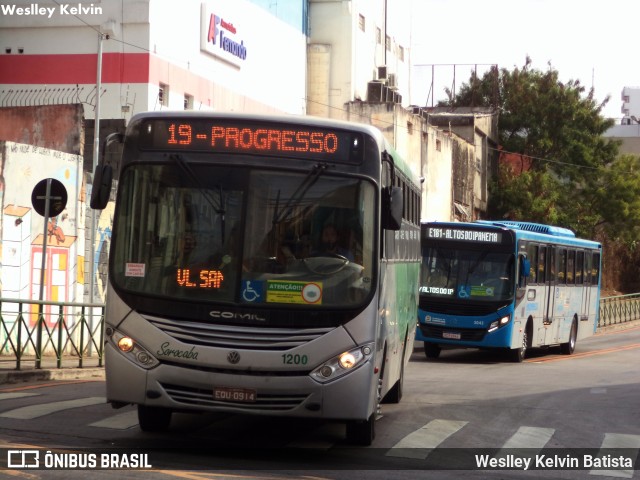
top-left (488, 315), bottom-right (511, 333)
top-left (108, 328), bottom-right (159, 369)
top-left (310, 344), bottom-right (373, 384)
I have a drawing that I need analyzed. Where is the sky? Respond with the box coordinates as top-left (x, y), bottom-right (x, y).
top-left (409, 0), bottom-right (639, 120)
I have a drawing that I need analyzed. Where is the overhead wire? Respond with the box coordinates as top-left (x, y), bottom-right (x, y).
top-left (44, 1), bottom-right (609, 172)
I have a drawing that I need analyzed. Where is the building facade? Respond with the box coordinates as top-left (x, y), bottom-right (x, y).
top-left (0, 0), bottom-right (308, 119)
top-left (604, 87), bottom-right (640, 155)
top-left (307, 0), bottom-right (412, 119)
top-left (620, 86), bottom-right (640, 120)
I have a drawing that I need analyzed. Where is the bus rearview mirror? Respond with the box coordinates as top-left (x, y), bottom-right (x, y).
top-left (90, 164), bottom-right (113, 210)
top-left (382, 186), bottom-right (403, 231)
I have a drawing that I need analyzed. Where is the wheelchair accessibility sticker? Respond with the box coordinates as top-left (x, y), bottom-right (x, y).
top-left (241, 280), bottom-right (264, 303)
top-left (458, 285), bottom-right (470, 298)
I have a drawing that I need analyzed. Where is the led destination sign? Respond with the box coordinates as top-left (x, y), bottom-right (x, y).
top-left (139, 119), bottom-right (365, 164)
top-left (426, 227), bottom-right (503, 243)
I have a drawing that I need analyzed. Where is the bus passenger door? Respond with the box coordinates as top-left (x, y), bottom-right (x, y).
top-left (581, 251), bottom-right (593, 325)
top-left (542, 246), bottom-right (557, 344)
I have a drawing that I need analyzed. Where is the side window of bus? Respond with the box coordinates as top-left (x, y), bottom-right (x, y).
top-left (566, 250), bottom-right (575, 284)
top-left (557, 249), bottom-right (566, 284)
top-left (584, 251), bottom-right (592, 285)
top-left (592, 253), bottom-right (601, 283)
top-left (538, 246), bottom-right (546, 283)
top-left (548, 247), bottom-right (556, 283)
top-left (526, 243), bottom-right (538, 283)
top-left (575, 251), bottom-right (584, 285)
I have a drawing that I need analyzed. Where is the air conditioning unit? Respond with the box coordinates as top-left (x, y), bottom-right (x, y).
top-left (387, 73), bottom-right (397, 88)
top-left (377, 66), bottom-right (387, 80)
top-left (367, 81), bottom-right (384, 102)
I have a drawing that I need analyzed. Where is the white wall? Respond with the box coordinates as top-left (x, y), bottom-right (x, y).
top-left (309, 0), bottom-right (412, 120)
top-left (422, 127), bottom-right (453, 222)
top-left (149, 0), bottom-right (307, 114)
top-left (0, 0), bottom-right (307, 119)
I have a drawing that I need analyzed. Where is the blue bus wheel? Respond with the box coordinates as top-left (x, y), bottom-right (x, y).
top-left (510, 328), bottom-right (529, 363)
top-left (560, 319), bottom-right (578, 355)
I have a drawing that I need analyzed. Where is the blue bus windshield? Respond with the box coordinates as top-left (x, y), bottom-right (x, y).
top-left (419, 246), bottom-right (515, 302)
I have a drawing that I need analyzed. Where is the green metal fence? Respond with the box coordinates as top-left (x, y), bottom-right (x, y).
top-left (599, 293), bottom-right (640, 328)
top-left (0, 294), bottom-right (637, 370)
top-left (0, 297), bottom-right (105, 370)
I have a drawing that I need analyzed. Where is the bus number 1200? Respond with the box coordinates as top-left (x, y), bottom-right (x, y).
top-left (282, 354), bottom-right (308, 365)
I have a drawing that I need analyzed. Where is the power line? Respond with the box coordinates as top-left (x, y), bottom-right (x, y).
top-left (487, 146), bottom-right (601, 171)
top-left (39, 5), bottom-right (611, 174)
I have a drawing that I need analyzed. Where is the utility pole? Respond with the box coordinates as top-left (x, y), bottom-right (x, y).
top-left (89, 31), bottom-right (104, 309)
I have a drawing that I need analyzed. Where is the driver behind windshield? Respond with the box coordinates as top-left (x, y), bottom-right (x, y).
top-left (313, 224), bottom-right (354, 261)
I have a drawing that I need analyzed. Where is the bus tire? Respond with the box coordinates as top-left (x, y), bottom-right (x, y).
top-left (560, 318), bottom-right (578, 355)
top-left (424, 342), bottom-right (441, 359)
top-left (510, 322), bottom-right (531, 363)
top-left (346, 413), bottom-right (376, 446)
top-left (138, 405), bottom-right (172, 432)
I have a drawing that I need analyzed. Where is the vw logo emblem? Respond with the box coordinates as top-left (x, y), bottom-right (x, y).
top-left (227, 351), bottom-right (241, 364)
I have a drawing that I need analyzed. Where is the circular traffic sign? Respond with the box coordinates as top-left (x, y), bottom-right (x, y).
top-left (31, 178), bottom-right (68, 217)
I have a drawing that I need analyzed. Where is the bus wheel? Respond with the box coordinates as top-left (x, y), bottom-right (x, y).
top-left (510, 327), bottom-right (529, 363)
top-left (346, 413), bottom-right (376, 446)
top-left (560, 319), bottom-right (578, 355)
top-left (424, 342), bottom-right (441, 359)
top-left (383, 354), bottom-right (404, 404)
top-left (138, 405), bottom-right (172, 432)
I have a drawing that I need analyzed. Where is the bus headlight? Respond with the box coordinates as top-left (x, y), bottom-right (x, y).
top-left (310, 343), bottom-right (373, 384)
top-left (109, 329), bottom-right (159, 369)
top-left (488, 315), bottom-right (511, 333)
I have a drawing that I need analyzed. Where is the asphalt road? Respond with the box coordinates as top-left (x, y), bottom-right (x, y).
top-left (0, 323), bottom-right (639, 479)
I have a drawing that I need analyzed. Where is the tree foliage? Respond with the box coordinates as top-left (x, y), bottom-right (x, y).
top-left (442, 57), bottom-right (640, 244)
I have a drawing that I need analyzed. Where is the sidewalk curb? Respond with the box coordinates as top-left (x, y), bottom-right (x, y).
top-left (0, 367), bottom-right (104, 385)
top-left (595, 318), bottom-right (640, 334)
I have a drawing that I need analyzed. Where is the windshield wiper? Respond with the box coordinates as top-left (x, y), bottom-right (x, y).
top-left (464, 248), bottom-right (491, 284)
top-left (272, 163), bottom-right (328, 225)
top-left (170, 154), bottom-right (226, 241)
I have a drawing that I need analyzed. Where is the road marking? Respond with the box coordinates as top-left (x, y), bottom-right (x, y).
top-left (526, 343), bottom-right (640, 363)
top-left (589, 433), bottom-right (640, 478)
top-left (387, 419), bottom-right (468, 458)
top-left (501, 426), bottom-right (555, 449)
top-left (0, 396), bottom-right (105, 420)
top-left (0, 379), bottom-right (102, 393)
top-left (89, 409), bottom-right (139, 430)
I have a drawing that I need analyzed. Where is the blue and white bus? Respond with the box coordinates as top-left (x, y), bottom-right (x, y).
top-left (416, 221), bottom-right (602, 362)
top-left (91, 111), bottom-right (421, 445)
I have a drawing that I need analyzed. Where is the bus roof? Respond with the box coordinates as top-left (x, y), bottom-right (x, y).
top-left (474, 220), bottom-right (576, 238)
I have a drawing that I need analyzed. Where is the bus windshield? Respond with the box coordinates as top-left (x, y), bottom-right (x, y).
top-left (420, 246), bottom-right (515, 302)
top-left (110, 161), bottom-right (375, 308)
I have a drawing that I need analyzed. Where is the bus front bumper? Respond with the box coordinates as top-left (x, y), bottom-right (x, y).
top-left (105, 343), bottom-right (377, 421)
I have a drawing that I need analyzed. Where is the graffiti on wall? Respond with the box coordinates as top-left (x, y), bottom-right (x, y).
top-left (0, 142), bottom-right (84, 326)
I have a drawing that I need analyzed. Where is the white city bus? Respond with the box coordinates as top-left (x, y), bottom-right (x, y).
top-left (91, 111), bottom-right (421, 445)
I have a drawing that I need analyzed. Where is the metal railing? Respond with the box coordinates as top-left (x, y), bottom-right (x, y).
top-left (0, 294), bottom-right (637, 370)
top-left (599, 293), bottom-right (640, 328)
top-left (0, 297), bottom-right (105, 370)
